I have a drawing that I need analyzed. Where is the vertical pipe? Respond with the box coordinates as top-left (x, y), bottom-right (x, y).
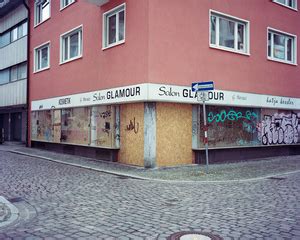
top-left (22, 0), bottom-right (30, 147)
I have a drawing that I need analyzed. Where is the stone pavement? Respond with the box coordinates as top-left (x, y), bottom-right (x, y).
top-left (0, 142), bottom-right (300, 182)
top-left (0, 143), bottom-right (299, 239)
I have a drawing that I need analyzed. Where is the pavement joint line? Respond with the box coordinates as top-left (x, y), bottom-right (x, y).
top-left (0, 196), bottom-right (19, 229)
top-left (9, 150), bottom-right (300, 184)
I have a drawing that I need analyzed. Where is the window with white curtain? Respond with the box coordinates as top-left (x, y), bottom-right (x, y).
top-left (268, 28), bottom-right (297, 65)
top-left (210, 10), bottom-right (249, 55)
top-left (103, 3), bottom-right (125, 49)
top-left (35, 0), bottom-right (50, 26)
top-left (60, 26), bottom-right (83, 63)
top-left (34, 42), bottom-right (50, 72)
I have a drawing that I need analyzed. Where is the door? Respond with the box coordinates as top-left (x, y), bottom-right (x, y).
top-left (11, 112), bottom-right (22, 141)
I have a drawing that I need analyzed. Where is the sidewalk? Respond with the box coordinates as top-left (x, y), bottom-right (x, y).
top-left (1, 142), bottom-right (300, 182)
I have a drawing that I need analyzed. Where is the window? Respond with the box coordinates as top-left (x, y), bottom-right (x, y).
top-left (103, 3), bottom-right (125, 49)
top-left (34, 42), bottom-right (50, 72)
top-left (268, 28), bottom-right (297, 65)
top-left (273, 0), bottom-right (297, 10)
top-left (10, 62), bottom-right (27, 81)
top-left (10, 22), bottom-right (27, 42)
top-left (60, 0), bottom-right (75, 9)
top-left (0, 21), bottom-right (27, 48)
top-left (35, 0), bottom-right (50, 26)
top-left (0, 69), bottom-right (10, 85)
top-left (11, 27), bottom-right (18, 42)
top-left (60, 26), bottom-right (82, 63)
top-left (0, 31), bottom-right (10, 48)
top-left (0, 62), bottom-right (27, 85)
top-left (210, 10), bottom-right (249, 55)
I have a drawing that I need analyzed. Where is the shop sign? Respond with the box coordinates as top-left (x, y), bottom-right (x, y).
top-left (32, 84), bottom-right (147, 111)
top-left (31, 83), bottom-right (300, 111)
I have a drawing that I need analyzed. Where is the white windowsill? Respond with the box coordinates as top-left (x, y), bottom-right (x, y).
top-left (59, 55), bottom-right (83, 65)
top-left (210, 44), bottom-right (250, 56)
top-left (34, 66), bottom-right (50, 74)
top-left (102, 40), bottom-right (125, 50)
top-left (34, 17), bottom-right (51, 28)
top-left (60, 1), bottom-right (76, 11)
top-left (273, 1), bottom-right (298, 11)
top-left (267, 57), bottom-right (297, 66)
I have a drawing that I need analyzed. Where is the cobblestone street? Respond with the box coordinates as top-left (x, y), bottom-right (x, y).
top-left (0, 151), bottom-right (300, 239)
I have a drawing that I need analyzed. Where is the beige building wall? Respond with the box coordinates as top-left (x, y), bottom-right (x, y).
top-left (119, 103), bottom-right (144, 166)
top-left (156, 103), bottom-right (193, 167)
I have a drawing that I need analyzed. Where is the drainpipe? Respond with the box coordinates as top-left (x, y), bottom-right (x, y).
top-left (22, 0), bottom-right (30, 147)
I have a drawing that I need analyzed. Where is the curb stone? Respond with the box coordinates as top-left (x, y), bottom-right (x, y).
top-left (0, 196), bottom-right (19, 229)
top-left (9, 150), bottom-right (300, 184)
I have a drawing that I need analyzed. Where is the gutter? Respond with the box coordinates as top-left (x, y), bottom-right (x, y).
top-left (22, 0), bottom-right (30, 147)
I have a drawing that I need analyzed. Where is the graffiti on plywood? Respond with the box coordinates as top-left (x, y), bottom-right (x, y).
top-left (126, 117), bottom-right (139, 134)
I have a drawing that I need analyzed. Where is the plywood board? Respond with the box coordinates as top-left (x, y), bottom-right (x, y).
top-left (156, 103), bottom-right (193, 167)
top-left (119, 103), bottom-right (144, 166)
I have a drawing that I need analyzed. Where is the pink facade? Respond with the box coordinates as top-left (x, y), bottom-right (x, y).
top-left (30, 0), bottom-right (300, 101)
top-left (28, 0), bottom-right (300, 166)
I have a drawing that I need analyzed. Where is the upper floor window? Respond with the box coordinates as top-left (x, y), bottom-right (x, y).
top-left (0, 21), bottom-right (27, 48)
top-left (103, 3), bottom-right (125, 49)
top-left (10, 62), bottom-right (27, 81)
top-left (10, 22), bottom-right (27, 42)
top-left (268, 28), bottom-right (297, 65)
top-left (60, 0), bottom-right (75, 10)
top-left (0, 62), bottom-right (27, 85)
top-left (35, 0), bottom-right (50, 26)
top-left (0, 68), bottom-right (10, 85)
top-left (60, 26), bottom-right (83, 64)
top-left (0, 31), bottom-right (10, 48)
top-left (210, 10), bottom-right (250, 55)
top-left (34, 42), bottom-right (50, 72)
top-left (273, 0), bottom-right (297, 10)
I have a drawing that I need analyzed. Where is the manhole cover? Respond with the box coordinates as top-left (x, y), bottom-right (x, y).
top-left (180, 234), bottom-right (211, 240)
top-left (167, 231), bottom-right (223, 240)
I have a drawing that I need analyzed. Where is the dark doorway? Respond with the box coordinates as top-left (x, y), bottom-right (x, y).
top-left (11, 112), bottom-right (22, 141)
top-left (0, 113), bottom-right (9, 141)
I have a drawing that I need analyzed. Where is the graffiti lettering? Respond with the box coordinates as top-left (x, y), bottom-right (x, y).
top-left (261, 113), bottom-right (299, 145)
top-left (208, 110), bottom-right (258, 123)
top-left (100, 110), bottom-right (111, 119)
top-left (126, 117), bottom-right (139, 134)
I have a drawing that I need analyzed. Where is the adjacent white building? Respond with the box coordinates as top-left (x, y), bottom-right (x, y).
top-left (0, 0), bottom-right (28, 142)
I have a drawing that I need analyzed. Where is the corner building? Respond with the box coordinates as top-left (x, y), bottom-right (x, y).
top-left (29, 0), bottom-right (300, 167)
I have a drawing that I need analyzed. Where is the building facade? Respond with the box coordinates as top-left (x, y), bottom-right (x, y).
top-left (0, 0), bottom-right (28, 143)
top-left (29, 0), bottom-right (300, 167)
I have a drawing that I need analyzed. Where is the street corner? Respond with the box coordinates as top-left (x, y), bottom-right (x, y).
top-left (0, 196), bottom-right (19, 229)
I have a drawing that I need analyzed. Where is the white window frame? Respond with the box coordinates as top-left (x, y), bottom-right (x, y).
top-left (34, 41), bottom-right (50, 73)
top-left (60, 0), bottom-right (75, 11)
top-left (60, 25), bottom-right (83, 64)
top-left (272, 0), bottom-right (298, 11)
top-left (209, 10), bottom-right (250, 56)
top-left (102, 3), bottom-right (126, 50)
top-left (267, 27), bottom-right (297, 65)
top-left (34, 0), bottom-right (51, 27)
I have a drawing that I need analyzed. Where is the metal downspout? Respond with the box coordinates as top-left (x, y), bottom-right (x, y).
top-left (22, 0), bottom-right (30, 147)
